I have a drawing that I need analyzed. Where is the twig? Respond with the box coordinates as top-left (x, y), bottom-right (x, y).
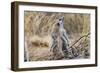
top-left (68, 33), bottom-right (90, 49)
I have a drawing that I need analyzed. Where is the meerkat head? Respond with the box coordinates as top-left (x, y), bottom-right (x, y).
top-left (57, 16), bottom-right (64, 29)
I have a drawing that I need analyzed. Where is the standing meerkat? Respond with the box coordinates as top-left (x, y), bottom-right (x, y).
top-left (50, 16), bottom-right (70, 59)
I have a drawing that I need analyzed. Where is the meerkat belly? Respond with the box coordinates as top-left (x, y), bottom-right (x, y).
top-left (56, 33), bottom-right (64, 56)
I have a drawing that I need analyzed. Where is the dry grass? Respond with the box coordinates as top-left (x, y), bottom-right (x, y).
top-left (24, 11), bottom-right (90, 61)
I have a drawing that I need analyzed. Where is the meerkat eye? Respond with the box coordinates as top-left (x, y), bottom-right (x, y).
top-left (59, 19), bottom-right (62, 21)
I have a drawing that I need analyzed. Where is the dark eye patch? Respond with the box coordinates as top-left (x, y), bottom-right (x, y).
top-left (59, 19), bottom-right (62, 21)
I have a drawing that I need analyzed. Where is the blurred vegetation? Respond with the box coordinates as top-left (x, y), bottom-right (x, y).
top-left (24, 11), bottom-right (90, 61)
top-left (24, 11), bottom-right (90, 37)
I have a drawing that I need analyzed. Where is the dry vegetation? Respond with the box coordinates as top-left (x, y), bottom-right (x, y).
top-left (24, 11), bottom-right (90, 61)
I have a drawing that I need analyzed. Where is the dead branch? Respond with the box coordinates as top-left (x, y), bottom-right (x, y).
top-left (68, 33), bottom-right (90, 49)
